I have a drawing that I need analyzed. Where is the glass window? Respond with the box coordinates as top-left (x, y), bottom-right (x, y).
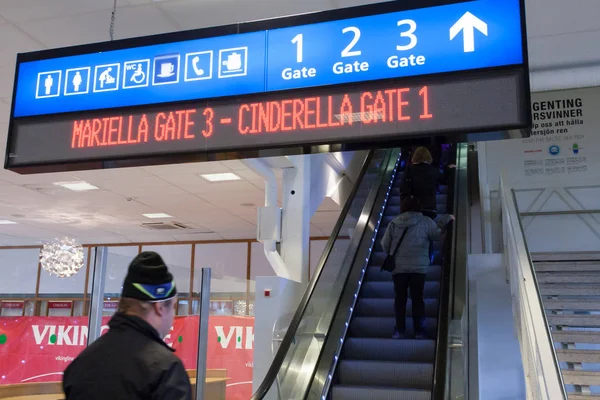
top-left (101, 246), bottom-right (140, 317)
top-left (39, 247), bottom-right (91, 317)
top-left (194, 242), bottom-right (248, 298)
top-left (142, 244), bottom-right (192, 316)
top-left (192, 242), bottom-right (253, 400)
top-left (0, 249), bottom-right (39, 317)
top-left (0, 247), bottom-right (88, 389)
top-left (309, 240), bottom-right (328, 280)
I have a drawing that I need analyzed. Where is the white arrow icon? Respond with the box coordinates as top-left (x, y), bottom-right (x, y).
top-left (450, 12), bottom-right (488, 53)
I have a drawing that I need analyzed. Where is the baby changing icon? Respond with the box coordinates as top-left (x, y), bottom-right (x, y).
top-left (93, 63), bottom-right (120, 92)
top-left (218, 47), bottom-right (248, 78)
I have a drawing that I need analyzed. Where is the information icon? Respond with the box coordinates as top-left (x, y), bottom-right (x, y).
top-left (65, 67), bottom-right (91, 96)
top-left (218, 47), bottom-right (248, 78)
top-left (123, 59), bottom-right (150, 89)
top-left (36, 71), bottom-right (62, 99)
top-left (184, 51), bottom-right (213, 82)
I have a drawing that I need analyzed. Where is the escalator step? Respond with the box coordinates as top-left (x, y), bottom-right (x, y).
top-left (338, 360), bottom-right (433, 389)
top-left (343, 337), bottom-right (435, 363)
top-left (350, 316), bottom-right (438, 338)
top-left (365, 265), bottom-right (441, 282)
top-left (387, 196), bottom-right (401, 206)
top-left (354, 298), bottom-right (438, 318)
top-left (361, 281), bottom-right (440, 299)
top-left (383, 205), bottom-right (401, 217)
top-left (331, 385), bottom-right (431, 400)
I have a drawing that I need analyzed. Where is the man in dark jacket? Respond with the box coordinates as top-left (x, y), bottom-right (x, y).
top-left (63, 251), bottom-right (192, 400)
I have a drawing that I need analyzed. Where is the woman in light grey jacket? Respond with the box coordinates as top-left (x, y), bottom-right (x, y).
top-left (381, 195), bottom-right (453, 339)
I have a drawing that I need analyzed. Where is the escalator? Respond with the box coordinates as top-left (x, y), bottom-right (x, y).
top-left (330, 169), bottom-right (449, 400)
top-left (252, 146), bottom-right (459, 400)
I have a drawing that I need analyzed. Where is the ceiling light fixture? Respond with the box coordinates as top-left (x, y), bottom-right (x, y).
top-left (200, 173), bottom-right (241, 182)
top-left (39, 237), bottom-right (85, 278)
top-left (0, 220), bottom-right (17, 225)
top-left (53, 181), bottom-right (99, 192)
top-left (143, 213), bottom-right (173, 219)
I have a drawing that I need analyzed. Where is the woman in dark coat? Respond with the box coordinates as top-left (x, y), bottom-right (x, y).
top-left (400, 146), bottom-right (454, 219)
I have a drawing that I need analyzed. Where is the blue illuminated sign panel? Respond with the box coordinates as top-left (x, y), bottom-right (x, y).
top-left (12, 0), bottom-right (524, 118)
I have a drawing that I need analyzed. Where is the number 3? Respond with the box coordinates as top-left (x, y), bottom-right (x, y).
top-left (396, 19), bottom-right (417, 51)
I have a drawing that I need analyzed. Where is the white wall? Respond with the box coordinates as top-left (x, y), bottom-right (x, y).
top-left (0, 249), bottom-right (40, 295)
top-left (479, 86), bottom-right (600, 253)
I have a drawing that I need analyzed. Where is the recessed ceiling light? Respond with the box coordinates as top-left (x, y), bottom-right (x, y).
top-left (200, 173), bottom-right (241, 182)
top-left (0, 220), bottom-right (17, 225)
top-left (53, 181), bottom-right (99, 192)
top-left (143, 213), bottom-right (173, 219)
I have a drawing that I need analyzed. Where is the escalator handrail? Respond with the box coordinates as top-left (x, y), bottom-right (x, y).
top-left (251, 148), bottom-right (386, 400)
top-left (308, 150), bottom-right (402, 399)
top-left (432, 144), bottom-right (459, 399)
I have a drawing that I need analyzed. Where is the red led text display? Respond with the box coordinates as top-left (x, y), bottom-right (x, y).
top-left (70, 86), bottom-right (432, 150)
top-left (8, 73), bottom-right (524, 168)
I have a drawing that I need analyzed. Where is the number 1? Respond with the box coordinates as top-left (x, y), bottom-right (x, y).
top-left (419, 86), bottom-right (433, 119)
top-left (292, 33), bottom-right (303, 63)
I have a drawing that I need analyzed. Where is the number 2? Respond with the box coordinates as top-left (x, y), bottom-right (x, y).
top-left (341, 26), bottom-right (361, 57)
top-left (292, 33), bottom-right (303, 63)
top-left (396, 19), bottom-right (417, 51)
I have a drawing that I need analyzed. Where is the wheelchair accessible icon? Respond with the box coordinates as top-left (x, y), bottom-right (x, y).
top-left (123, 59), bottom-right (150, 89)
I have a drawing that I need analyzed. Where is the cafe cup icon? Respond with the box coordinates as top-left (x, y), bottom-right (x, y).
top-left (223, 52), bottom-right (242, 72)
top-left (158, 62), bottom-right (175, 78)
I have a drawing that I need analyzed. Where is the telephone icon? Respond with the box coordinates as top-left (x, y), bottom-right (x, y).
top-left (192, 56), bottom-right (204, 76)
top-left (184, 51), bottom-right (213, 82)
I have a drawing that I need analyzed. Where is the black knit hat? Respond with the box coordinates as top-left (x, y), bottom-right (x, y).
top-left (121, 251), bottom-right (177, 301)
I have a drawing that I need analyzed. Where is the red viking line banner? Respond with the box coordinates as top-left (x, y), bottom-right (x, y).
top-left (0, 315), bottom-right (254, 400)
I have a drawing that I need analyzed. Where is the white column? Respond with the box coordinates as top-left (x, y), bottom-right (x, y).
top-left (280, 155), bottom-right (312, 287)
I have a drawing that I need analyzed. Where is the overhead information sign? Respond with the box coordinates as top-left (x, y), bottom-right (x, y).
top-left (9, 72), bottom-right (527, 167)
top-left (6, 0), bottom-right (529, 172)
top-left (12, 0), bottom-right (523, 118)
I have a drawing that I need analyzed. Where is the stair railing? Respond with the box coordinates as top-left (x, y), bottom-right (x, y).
top-left (500, 174), bottom-right (567, 400)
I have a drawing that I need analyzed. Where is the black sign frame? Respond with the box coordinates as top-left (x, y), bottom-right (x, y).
top-left (5, 0), bottom-right (531, 174)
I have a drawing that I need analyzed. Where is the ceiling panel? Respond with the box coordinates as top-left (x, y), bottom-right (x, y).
top-left (183, 180), bottom-right (261, 195)
top-left (170, 232), bottom-right (223, 241)
top-left (72, 167), bottom-right (155, 181)
top-left (144, 161), bottom-right (228, 177)
top-left (0, 23), bottom-right (44, 67)
top-left (160, 0), bottom-right (335, 30)
top-left (18, 5), bottom-right (177, 48)
top-left (525, 0), bottom-right (600, 37)
top-left (0, 0), bottom-right (118, 23)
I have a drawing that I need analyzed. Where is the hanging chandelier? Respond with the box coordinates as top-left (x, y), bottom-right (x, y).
top-left (39, 237), bottom-right (85, 278)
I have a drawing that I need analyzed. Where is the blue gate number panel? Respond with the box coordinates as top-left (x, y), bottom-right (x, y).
top-left (13, 0), bottom-right (523, 118)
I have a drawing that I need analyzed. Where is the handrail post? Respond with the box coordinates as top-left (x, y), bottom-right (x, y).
top-left (195, 268), bottom-right (211, 400)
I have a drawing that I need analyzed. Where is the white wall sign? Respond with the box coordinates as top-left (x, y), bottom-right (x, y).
top-left (482, 86), bottom-right (600, 189)
top-left (480, 86), bottom-right (600, 253)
